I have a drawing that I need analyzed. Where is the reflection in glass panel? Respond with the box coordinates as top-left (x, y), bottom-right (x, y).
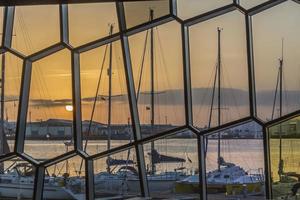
top-left (190, 11), bottom-right (249, 129)
top-left (269, 117), bottom-right (300, 199)
top-left (143, 132), bottom-right (198, 198)
top-left (253, 1), bottom-right (300, 121)
top-left (80, 37), bottom-right (133, 155)
top-left (0, 53), bottom-right (22, 156)
top-left (239, 0), bottom-right (268, 9)
top-left (176, 0), bottom-right (232, 20)
top-left (124, 0), bottom-right (169, 28)
top-left (12, 5), bottom-right (60, 55)
top-left (0, 158), bottom-right (35, 199)
top-left (68, 3), bottom-right (119, 47)
top-left (24, 49), bottom-right (74, 160)
top-left (43, 156), bottom-right (86, 199)
top-left (205, 122), bottom-right (265, 200)
top-left (129, 20), bottom-right (185, 138)
top-left (93, 149), bottom-right (140, 198)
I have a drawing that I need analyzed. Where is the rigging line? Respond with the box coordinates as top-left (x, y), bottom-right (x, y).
top-left (222, 62), bottom-right (241, 118)
top-left (79, 44), bottom-right (109, 174)
top-left (113, 45), bottom-right (124, 123)
top-left (155, 27), bottom-right (179, 124)
top-left (282, 73), bottom-right (289, 113)
top-left (17, 12), bottom-right (57, 119)
top-left (155, 27), bottom-right (173, 93)
top-left (137, 30), bottom-right (149, 102)
top-left (5, 53), bottom-right (18, 100)
top-left (208, 62), bottom-right (218, 129)
top-left (83, 44), bottom-right (109, 152)
top-left (194, 57), bottom-right (219, 126)
top-left (271, 69), bottom-right (280, 120)
top-left (205, 62), bottom-right (218, 155)
top-left (154, 51), bottom-right (160, 125)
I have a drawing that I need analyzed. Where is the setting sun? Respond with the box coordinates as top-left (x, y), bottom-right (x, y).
top-left (65, 105), bottom-right (73, 112)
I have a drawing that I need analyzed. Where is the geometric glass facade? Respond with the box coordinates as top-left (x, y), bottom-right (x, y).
top-left (0, 0), bottom-right (299, 200)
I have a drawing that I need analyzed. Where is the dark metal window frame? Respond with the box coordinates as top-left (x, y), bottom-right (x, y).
top-left (0, 0), bottom-right (298, 199)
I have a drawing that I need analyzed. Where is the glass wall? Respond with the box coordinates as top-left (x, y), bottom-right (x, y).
top-left (205, 121), bottom-right (265, 200)
top-left (190, 10), bottom-right (249, 129)
top-left (129, 20), bottom-right (185, 138)
top-left (253, 1), bottom-right (300, 121)
top-left (269, 117), bottom-right (300, 199)
top-left (0, 158), bottom-right (35, 199)
top-left (143, 132), bottom-right (198, 198)
top-left (0, 0), bottom-right (298, 199)
top-left (93, 148), bottom-right (141, 198)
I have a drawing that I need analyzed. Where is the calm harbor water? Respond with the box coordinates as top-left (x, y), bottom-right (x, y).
top-left (6, 139), bottom-right (300, 181)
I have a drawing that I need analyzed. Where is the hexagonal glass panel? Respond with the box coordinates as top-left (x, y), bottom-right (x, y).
top-left (68, 2), bottom-right (119, 47)
top-left (0, 158), bottom-right (35, 199)
top-left (12, 5), bottom-right (60, 55)
top-left (0, 52), bottom-right (23, 156)
top-left (253, 1), bottom-right (300, 121)
top-left (80, 39), bottom-right (133, 155)
top-left (239, 0), bottom-right (268, 9)
top-left (129, 21), bottom-right (185, 139)
top-left (124, 0), bottom-right (170, 28)
top-left (190, 11), bottom-right (249, 130)
top-left (93, 148), bottom-right (141, 198)
top-left (143, 131), bottom-right (199, 198)
top-left (43, 156), bottom-right (86, 199)
top-left (268, 116), bottom-right (300, 199)
top-left (176, 0), bottom-right (232, 20)
top-left (205, 121), bottom-right (265, 200)
top-left (24, 49), bottom-right (74, 160)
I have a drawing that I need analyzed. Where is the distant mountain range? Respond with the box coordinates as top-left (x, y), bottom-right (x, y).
top-left (5, 88), bottom-right (300, 107)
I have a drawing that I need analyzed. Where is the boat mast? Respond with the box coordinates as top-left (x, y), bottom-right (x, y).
top-left (278, 38), bottom-right (284, 181)
top-left (107, 24), bottom-right (114, 173)
top-left (217, 27), bottom-right (222, 172)
top-left (150, 9), bottom-right (156, 175)
top-left (0, 54), bottom-right (5, 173)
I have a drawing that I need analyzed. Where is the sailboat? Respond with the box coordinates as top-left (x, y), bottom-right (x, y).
top-left (271, 39), bottom-right (300, 199)
top-left (91, 11), bottom-right (190, 196)
top-left (175, 28), bottom-right (264, 196)
top-left (0, 54), bottom-right (72, 199)
top-left (0, 159), bottom-right (79, 199)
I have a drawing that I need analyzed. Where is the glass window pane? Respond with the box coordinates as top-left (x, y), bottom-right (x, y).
top-left (239, 0), bottom-right (268, 9)
top-left (0, 158), bottom-right (35, 199)
top-left (68, 3), bottom-right (119, 47)
top-left (269, 116), bottom-right (300, 199)
top-left (43, 156), bottom-right (86, 199)
top-left (190, 11), bottom-right (249, 129)
top-left (129, 21), bottom-right (185, 138)
top-left (80, 40), bottom-right (133, 155)
top-left (253, 1), bottom-right (300, 121)
top-left (176, 0), bottom-right (232, 20)
top-left (124, 0), bottom-right (170, 28)
top-left (0, 52), bottom-right (22, 156)
top-left (12, 5), bottom-right (60, 55)
top-left (143, 132), bottom-right (199, 198)
top-left (93, 148), bottom-right (141, 198)
top-left (24, 49), bottom-right (73, 160)
top-left (205, 122), bottom-right (265, 200)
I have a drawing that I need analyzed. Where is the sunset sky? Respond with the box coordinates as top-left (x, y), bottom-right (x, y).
top-left (2, 0), bottom-right (300, 125)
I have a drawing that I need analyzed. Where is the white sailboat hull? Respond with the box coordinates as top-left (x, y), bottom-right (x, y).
top-left (94, 174), bottom-right (186, 196)
top-left (0, 183), bottom-right (74, 199)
